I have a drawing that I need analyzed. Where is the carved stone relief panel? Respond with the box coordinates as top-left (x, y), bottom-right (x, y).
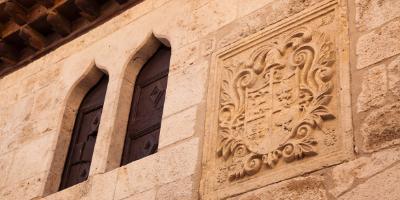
top-left (201, 1), bottom-right (352, 199)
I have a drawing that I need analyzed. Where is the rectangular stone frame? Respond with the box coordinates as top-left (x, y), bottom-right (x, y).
top-left (200, 0), bottom-right (353, 199)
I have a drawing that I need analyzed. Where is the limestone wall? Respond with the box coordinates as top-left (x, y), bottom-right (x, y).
top-left (0, 0), bottom-right (399, 199)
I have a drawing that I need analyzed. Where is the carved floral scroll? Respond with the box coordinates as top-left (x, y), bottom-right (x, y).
top-left (216, 27), bottom-right (337, 181)
top-left (202, 2), bottom-right (353, 199)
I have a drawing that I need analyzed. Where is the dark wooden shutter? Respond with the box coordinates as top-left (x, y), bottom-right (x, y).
top-left (121, 45), bottom-right (171, 165)
top-left (59, 75), bottom-right (108, 190)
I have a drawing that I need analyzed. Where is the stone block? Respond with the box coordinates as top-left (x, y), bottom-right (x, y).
top-left (355, 0), bottom-right (400, 31)
top-left (156, 176), bottom-right (197, 200)
top-left (0, 151), bottom-right (15, 188)
top-left (163, 61), bottom-right (208, 117)
top-left (338, 163), bottom-right (400, 200)
top-left (360, 102), bottom-right (400, 152)
top-left (388, 56), bottom-right (400, 99)
top-left (0, 133), bottom-right (15, 156)
top-left (8, 95), bottom-right (34, 124)
top-left (122, 189), bottom-right (156, 200)
top-left (44, 178), bottom-right (91, 200)
top-left (44, 169), bottom-right (118, 200)
top-left (153, 0), bottom-right (171, 8)
top-left (356, 18), bottom-right (400, 69)
top-left (190, 0), bottom-right (238, 38)
top-left (114, 143), bottom-right (159, 200)
top-left (216, 0), bottom-right (322, 49)
top-left (0, 172), bottom-right (47, 200)
top-left (227, 176), bottom-right (328, 200)
top-left (237, 0), bottom-right (274, 18)
top-left (84, 170), bottom-right (118, 200)
top-left (169, 41), bottom-right (200, 73)
top-left (114, 138), bottom-right (200, 200)
top-left (32, 67), bottom-right (62, 92)
top-left (5, 133), bottom-right (55, 185)
top-left (329, 147), bottom-right (400, 197)
top-left (159, 105), bottom-right (198, 148)
top-left (156, 138), bottom-right (199, 185)
top-left (357, 65), bottom-right (387, 112)
top-left (151, 0), bottom-right (197, 49)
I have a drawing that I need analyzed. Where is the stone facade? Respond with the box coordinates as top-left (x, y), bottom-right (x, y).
top-left (0, 0), bottom-right (399, 200)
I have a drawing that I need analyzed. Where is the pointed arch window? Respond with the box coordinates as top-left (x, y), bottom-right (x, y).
top-left (121, 45), bottom-right (171, 165)
top-left (59, 75), bottom-right (109, 190)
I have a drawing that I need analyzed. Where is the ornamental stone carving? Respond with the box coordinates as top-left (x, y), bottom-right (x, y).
top-left (217, 26), bottom-right (335, 181)
top-left (201, 1), bottom-right (353, 199)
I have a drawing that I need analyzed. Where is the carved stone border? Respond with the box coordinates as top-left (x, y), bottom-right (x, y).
top-left (200, 1), bottom-right (353, 199)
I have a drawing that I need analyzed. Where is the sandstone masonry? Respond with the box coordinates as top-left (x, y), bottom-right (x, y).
top-left (0, 0), bottom-right (399, 200)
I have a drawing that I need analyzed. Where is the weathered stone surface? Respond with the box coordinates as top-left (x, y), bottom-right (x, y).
top-left (155, 138), bottom-right (200, 185)
top-left (0, 151), bottom-right (14, 188)
top-left (44, 178), bottom-right (91, 200)
top-left (190, 0), bottom-right (238, 38)
top-left (360, 102), bottom-right (400, 152)
top-left (163, 61), bottom-right (208, 117)
top-left (156, 176), bottom-right (197, 200)
top-left (0, 172), bottom-right (47, 200)
top-left (338, 163), bottom-right (400, 200)
top-left (159, 105), bottom-right (198, 148)
top-left (44, 169), bottom-right (118, 200)
top-left (85, 170), bottom-right (118, 200)
top-left (0, 95), bottom-right (35, 154)
top-left (114, 138), bottom-right (199, 200)
top-left (114, 154), bottom-right (158, 200)
top-left (329, 147), bottom-right (400, 197)
top-left (355, 0), bottom-right (400, 31)
top-left (388, 56), bottom-right (400, 98)
top-left (216, 0), bottom-right (320, 49)
top-left (237, 0), bottom-right (274, 17)
top-left (153, 0), bottom-right (172, 8)
top-left (122, 189), bottom-right (156, 200)
top-left (169, 41), bottom-right (200, 73)
top-left (356, 18), bottom-right (400, 69)
top-left (151, 0), bottom-right (196, 49)
top-left (227, 176), bottom-right (328, 200)
top-left (357, 65), bottom-right (387, 112)
top-left (6, 133), bottom-right (55, 185)
top-left (216, 0), bottom-right (315, 48)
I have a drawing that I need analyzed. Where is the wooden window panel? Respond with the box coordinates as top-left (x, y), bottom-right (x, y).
top-left (59, 75), bottom-right (108, 190)
top-left (121, 45), bottom-right (171, 166)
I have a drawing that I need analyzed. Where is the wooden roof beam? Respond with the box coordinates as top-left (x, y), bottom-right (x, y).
top-left (47, 11), bottom-right (71, 36)
top-left (4, 2), bottom-right (28, 25)
top-left (19, 26), bottom-right (47, 50)
top-left (0, 41), bottom-right (19, 64)
top-left (75, 0), bottom-right (99, 21)
top-left (36, 0), bottom-right (54, 8)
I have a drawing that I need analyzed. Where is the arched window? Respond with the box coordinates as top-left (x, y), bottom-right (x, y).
top-left (59, 74), bottom-right (109, 190)
top-left (121, 45), bottom-right (171, 165)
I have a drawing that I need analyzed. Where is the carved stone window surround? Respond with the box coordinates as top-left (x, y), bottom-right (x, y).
top-left (44, 34), bottom-right (171, 195)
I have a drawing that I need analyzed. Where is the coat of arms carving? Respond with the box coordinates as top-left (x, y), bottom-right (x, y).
top-left (201, 1), bottom-right (353, 199)
top-left (217, 27), bottom-right (336, 181)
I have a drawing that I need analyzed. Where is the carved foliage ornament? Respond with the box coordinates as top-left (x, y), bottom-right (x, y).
top-left (216, 27), bottom-right (336, 181)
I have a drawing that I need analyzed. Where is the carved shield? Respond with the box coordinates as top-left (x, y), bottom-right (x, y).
top-left (202, 3), bottom-right (353, 199)
top-left (217, 27), bottom-right (337, 181)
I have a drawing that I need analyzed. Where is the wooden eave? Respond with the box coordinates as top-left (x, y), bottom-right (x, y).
top-left (0, 0), bottom-right (143, 77)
